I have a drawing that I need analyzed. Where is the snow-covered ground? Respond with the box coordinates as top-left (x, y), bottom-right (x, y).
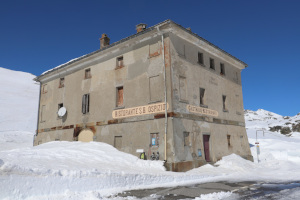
top-left (0, 67), bottom-right (300, 199)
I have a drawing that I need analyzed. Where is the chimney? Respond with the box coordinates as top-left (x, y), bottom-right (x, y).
top-left (100, 33), bottom-right (110, 49)
top-left (136, 23), bottom-right (147, 33)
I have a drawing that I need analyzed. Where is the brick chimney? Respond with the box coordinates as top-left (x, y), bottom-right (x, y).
top-left (136, 23), bottom-right (147, 33)
top-left (100, 33), bottom-right (110, 49)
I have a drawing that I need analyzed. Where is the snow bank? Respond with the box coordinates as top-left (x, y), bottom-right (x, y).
top-left (194, 191), bottom-right (237, 200)
top-left (1, 130), bottom-right (300, 199)
top-left (0, 141), bottom-right (216, 199)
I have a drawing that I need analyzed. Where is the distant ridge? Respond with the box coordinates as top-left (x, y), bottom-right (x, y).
top-left (245, 109), bottom-right (300, 135)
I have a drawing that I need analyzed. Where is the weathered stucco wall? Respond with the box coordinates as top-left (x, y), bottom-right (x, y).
top-left (35, 31), bottom-right (174, 161)
top-left (166, 31), bottom-right (252, 171)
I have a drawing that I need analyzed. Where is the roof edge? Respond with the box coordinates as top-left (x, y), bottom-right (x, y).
top-left (37, 19), bottom-right (247, 81)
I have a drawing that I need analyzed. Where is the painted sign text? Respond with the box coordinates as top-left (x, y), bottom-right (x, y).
top-left (112, 103), bottom-right (169, 119)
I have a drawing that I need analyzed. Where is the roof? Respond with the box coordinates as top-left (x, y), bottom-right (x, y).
top-left (36, 19), bottom-right (247, 81)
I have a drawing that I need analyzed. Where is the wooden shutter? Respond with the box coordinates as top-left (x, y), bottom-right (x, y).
top-left (82, 95), bottom-right (86, 114)
top-left (200, 88), bottom-right (205, 105)
top-left (86, 94), bottom-right (90, 113)
top-left (117, 87), bottom-right (123, 107)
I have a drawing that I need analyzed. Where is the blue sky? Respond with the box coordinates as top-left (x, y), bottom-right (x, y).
top-left (1, 0), bottom-right (299, 116)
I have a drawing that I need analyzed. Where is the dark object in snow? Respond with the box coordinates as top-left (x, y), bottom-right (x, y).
top-left (269, 126), bottom-right (291, 135)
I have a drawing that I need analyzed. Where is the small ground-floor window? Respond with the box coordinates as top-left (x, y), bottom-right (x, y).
top-left (150, 133), bottom-right (159, 147)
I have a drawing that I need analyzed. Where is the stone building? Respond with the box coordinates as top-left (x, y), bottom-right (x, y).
top-left (34, 20), bottom-right (253, 171)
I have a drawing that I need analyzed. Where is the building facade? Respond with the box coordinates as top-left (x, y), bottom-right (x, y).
top-left (34, 20), bottom-right (253, 172)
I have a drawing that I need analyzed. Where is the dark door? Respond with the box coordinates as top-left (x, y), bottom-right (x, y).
top-left (203, 135), bottom-right (210, 162)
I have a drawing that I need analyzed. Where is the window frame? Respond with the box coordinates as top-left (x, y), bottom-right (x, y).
top-left (84, 68), bottom-right (91, 79)
top-left (58, 103), bottom-right (63, 110)
top-left (150, 133), bottom-right (159, 147)
top-left (42, 84), bottom-right (47, 94)
top-left (40, 105), bottom-right (46, 122)
top-left (149, 75), bottom-right (162, 103)
top-left (227, 135), bottom-right (231, 147)
top-left (59, 77), bottom-right (65, 88)
top-left (198, 52), bottom-right (204, 66)
top-left (183, 131), bottom-right (190, 147)
top-left (179, 76), bottom-right (188, 102)
top-left (116, 86), bottom-right (124, 108)
top-left (222, 95), bottom-right (228, 112)
top-left (209, 58), bottom-right (215, 70)
top-left (220, 63), bottom-right (225, 76)
top-left (200, 88), bottom-right (207, 108)
top-left (116, 56), bottom-right (124, 69)
top-left (82, 94), bottom-right (90, 114)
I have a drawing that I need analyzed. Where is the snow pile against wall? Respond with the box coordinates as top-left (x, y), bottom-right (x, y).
top-left (1, 131), bottom-right (300, 199)
top-left (0, 141), bottom-right (219, 199)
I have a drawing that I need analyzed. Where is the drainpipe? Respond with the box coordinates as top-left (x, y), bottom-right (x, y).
top-left (34, 79), bottom-right (41, 145)
top-left (157, 26), bottom-right (168, 162)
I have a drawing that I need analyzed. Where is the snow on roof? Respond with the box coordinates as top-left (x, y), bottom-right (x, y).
top-left (41, 54), bottom-right (87, 76)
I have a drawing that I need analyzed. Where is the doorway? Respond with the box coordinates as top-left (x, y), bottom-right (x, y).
top-left (203, 135), bottom-right (210, 162)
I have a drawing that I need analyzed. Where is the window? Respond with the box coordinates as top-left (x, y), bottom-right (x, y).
top-left (85, 68), bottom-right (91, 79)
top-left (58, 103), bottom-right (63, 110)
top-left (222, 95), bottom-right (228, 112)
top-left (235, 72), bottom-right (239, 84)
top-left (116, 86), bottom-right (124, 107)
top-left (116, 56), bottom-right (124, 69)
top-left (82, 94), bottom-right (90, 114)
top-left (59, 78), bottom-right (64, 88)
top-left (227, 135), bottom-right (231, 147)
top-left (40, 105), bottom-right (46, 122)
top-left (200, 88), bottom-right (206, 107)
top-left (149, 42), bottom-right (160, 57)
top-left (209, 58), bottom-right (215, 70)
top-left (198, 52), bottom-right (204, 65)
top-left (220, 63), bottom-right (225, 75)
top-left (184, 132), bottom-right (190, 146)
top-left (149, 76), bottom-right (162, 102)
top-left (150, 133), bottom-right (159, 147)
top-left (42, 84), bottom-right (47, 93)
top-left (114, 136), bottom-right (122, 150)
top-left (179, 76), bottom-right (187, 101)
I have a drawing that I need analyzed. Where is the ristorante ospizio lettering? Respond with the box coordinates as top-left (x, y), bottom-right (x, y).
top-left (186, 105), bottom-right (218, 117)
top-left (112, 103), bottom-right (169, 119)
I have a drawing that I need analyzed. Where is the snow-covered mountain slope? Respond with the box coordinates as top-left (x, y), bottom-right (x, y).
top-left (0, 67), bottom-right (39, 150)
top-left (245, 109), bottom-right (300, 135)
